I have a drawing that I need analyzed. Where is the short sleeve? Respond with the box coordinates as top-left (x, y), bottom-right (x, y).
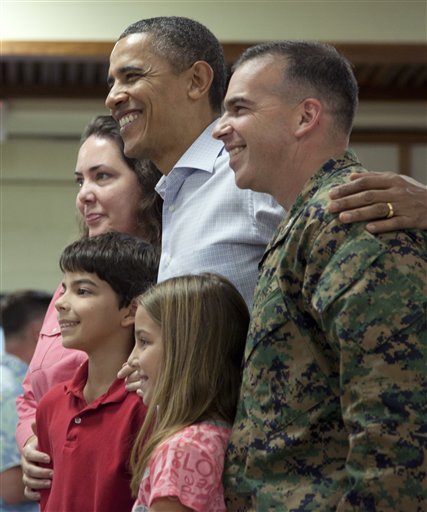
top-left (147, 426), bottom-right (229, 512)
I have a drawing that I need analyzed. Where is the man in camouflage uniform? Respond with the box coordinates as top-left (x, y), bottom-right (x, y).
top-left (213, 41), bottom-right (426, 511)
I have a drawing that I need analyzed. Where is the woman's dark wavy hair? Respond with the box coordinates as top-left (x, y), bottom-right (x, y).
top-left (79, 115), bottom-right (162, 252)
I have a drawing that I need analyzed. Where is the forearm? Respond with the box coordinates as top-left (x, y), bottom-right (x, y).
top-left (16, 370), bottom-right (38, 452)
top-left (0, 466), bottom-right (29, 505)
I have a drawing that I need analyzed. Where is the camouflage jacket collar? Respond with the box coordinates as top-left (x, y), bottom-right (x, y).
top-left (259, 149), bottom-right (361, 269)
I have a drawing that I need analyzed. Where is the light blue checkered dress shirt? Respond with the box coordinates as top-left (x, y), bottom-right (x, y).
top-left (156, 121), bottom-right (284, 309)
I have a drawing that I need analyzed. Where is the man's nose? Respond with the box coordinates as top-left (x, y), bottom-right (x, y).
top-left (105, 81), bottom-right (128, 111)
top-left (212, 115), bottom-right (232, 140)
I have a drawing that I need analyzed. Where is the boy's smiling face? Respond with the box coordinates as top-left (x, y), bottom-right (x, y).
top-left (55, 271), bottom-right (131, 354)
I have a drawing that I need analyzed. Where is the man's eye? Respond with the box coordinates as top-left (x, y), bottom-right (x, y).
top-left (75, 177), bottom-right (84, 188)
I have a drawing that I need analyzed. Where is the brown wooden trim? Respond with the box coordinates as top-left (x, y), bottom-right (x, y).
top-left (2, 41), bottom-right (426, 101)
top-left (334, 43), bottom-right (427, 65)
top-left (3, 41), bottom-right (426, 64)
top-left (351, 131), bottom-right (427, 144)
top-left (1, 41), bottom-right (114, 58)
top-left (358, 86), bottom-right (427, 101)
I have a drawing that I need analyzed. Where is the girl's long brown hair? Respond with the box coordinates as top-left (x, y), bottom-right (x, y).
top-left (130, 273), bottom-right (249, 495)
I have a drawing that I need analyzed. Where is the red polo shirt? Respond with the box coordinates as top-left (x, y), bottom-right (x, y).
top-left (36, 361), bottom-right (146, 512)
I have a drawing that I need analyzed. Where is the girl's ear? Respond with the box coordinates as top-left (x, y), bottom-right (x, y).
top-left (121, 299), bottom-right (138, 327)
top-left (187, 60), bottom-right (214, 101)
top-left (294, 98), bottom-right (322, 138)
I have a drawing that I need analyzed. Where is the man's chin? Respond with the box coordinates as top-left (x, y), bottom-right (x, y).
top-left (123, 140), bottom-right (143, 160)
top-left (234, 169), bottom-right (251, 191)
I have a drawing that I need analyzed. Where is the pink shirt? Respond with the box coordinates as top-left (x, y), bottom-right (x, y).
top-left (132, 422), bottom-right (231, 512)
top-left (16, 284), bottom-right (87, 449)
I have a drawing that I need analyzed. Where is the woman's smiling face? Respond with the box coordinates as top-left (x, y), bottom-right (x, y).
top-left (75, 135), bottom-right (142, 237)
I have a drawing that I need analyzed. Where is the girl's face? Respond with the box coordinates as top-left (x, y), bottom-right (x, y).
top-left (75, 135), bottom-right (142, 237)
top-left (131, 305), bottom-right (163, 406)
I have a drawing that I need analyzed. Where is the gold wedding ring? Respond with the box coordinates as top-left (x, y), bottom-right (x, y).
top-left (386, 202), bottom-right (394, 219)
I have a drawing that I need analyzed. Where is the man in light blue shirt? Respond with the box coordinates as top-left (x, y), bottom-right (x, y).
top-left (106, 17), bottom-right (284, 308)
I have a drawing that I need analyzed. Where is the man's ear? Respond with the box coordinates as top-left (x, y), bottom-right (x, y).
top-left (294, 98), bottom-right (322, 138)
top-left (187, 60), bottom-right (214, 101)
top-left (121, 299), bottom-right (138, 327)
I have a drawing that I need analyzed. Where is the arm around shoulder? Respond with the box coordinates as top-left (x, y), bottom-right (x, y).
top-left (329, 171), bottom-right (427, 232)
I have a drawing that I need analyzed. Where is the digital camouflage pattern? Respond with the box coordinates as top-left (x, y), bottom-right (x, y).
top-left (224, 151), bottom-right (427, 511)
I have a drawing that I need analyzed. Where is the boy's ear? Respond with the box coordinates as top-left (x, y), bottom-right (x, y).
top-left (121, 299), bottom-right (138, 327)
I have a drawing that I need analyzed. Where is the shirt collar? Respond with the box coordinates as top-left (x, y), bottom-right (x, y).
top-left (155, 119), bottom-right (225, 197)
top-left (65, 360), bottom-right (128, 407)
top-left (261, 150), bottom-right (361, 264)
top-left (290, 149), bottom-right (361, 217)
top-left (173, 119), bottom-right (225, 172)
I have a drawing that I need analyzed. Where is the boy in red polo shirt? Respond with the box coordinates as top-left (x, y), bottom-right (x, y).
top-left (35, 232), bottom-right (158, 512)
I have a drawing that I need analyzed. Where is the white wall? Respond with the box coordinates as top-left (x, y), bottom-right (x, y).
top-left (2, 1), bottom-right (426, 42)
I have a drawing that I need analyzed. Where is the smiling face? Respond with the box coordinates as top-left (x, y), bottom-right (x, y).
top-left (55, 271), bottom-right (128, 354)
top-left (213, 56), bottom-right (299, 200)
top-left (130, 305), bottom-right (163, 406)
top-left (105, 33), bottom-right (194, 172)
top-left (75, 135), bottom-right (142, 237)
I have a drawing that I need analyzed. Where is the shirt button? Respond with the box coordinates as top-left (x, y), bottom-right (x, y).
top-left (74, 417), bottom-right (82, 424)
top-left (169, 205), bottom-right (175, 212)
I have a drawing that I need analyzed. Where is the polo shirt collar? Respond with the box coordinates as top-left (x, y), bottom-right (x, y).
top-left (64, 360), bottom-right (128, 407)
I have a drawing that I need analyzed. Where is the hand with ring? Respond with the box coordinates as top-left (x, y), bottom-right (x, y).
top-left (385, 202), bottom-right (394, 219)
top-left (328, 171), bottom-right (427, 233)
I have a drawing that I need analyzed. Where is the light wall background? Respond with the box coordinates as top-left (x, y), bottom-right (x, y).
top-left (1, 1), bottom-right (426, 293)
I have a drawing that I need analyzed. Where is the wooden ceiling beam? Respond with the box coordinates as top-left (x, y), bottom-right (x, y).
top-left (3, 41), bottom-right (426, 64)
top-left (1, 42), bottom-right (426, 101)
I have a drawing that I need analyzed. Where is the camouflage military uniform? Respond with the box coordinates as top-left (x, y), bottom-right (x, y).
top-left (224, 151), bottom-right (427, 511)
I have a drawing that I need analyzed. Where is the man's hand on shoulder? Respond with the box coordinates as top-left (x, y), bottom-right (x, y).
top-left (328, 171), bottom-right (427, 233)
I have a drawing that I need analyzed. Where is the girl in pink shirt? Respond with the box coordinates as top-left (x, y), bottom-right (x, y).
top-left (128, 273), bottom-right (249, 512)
